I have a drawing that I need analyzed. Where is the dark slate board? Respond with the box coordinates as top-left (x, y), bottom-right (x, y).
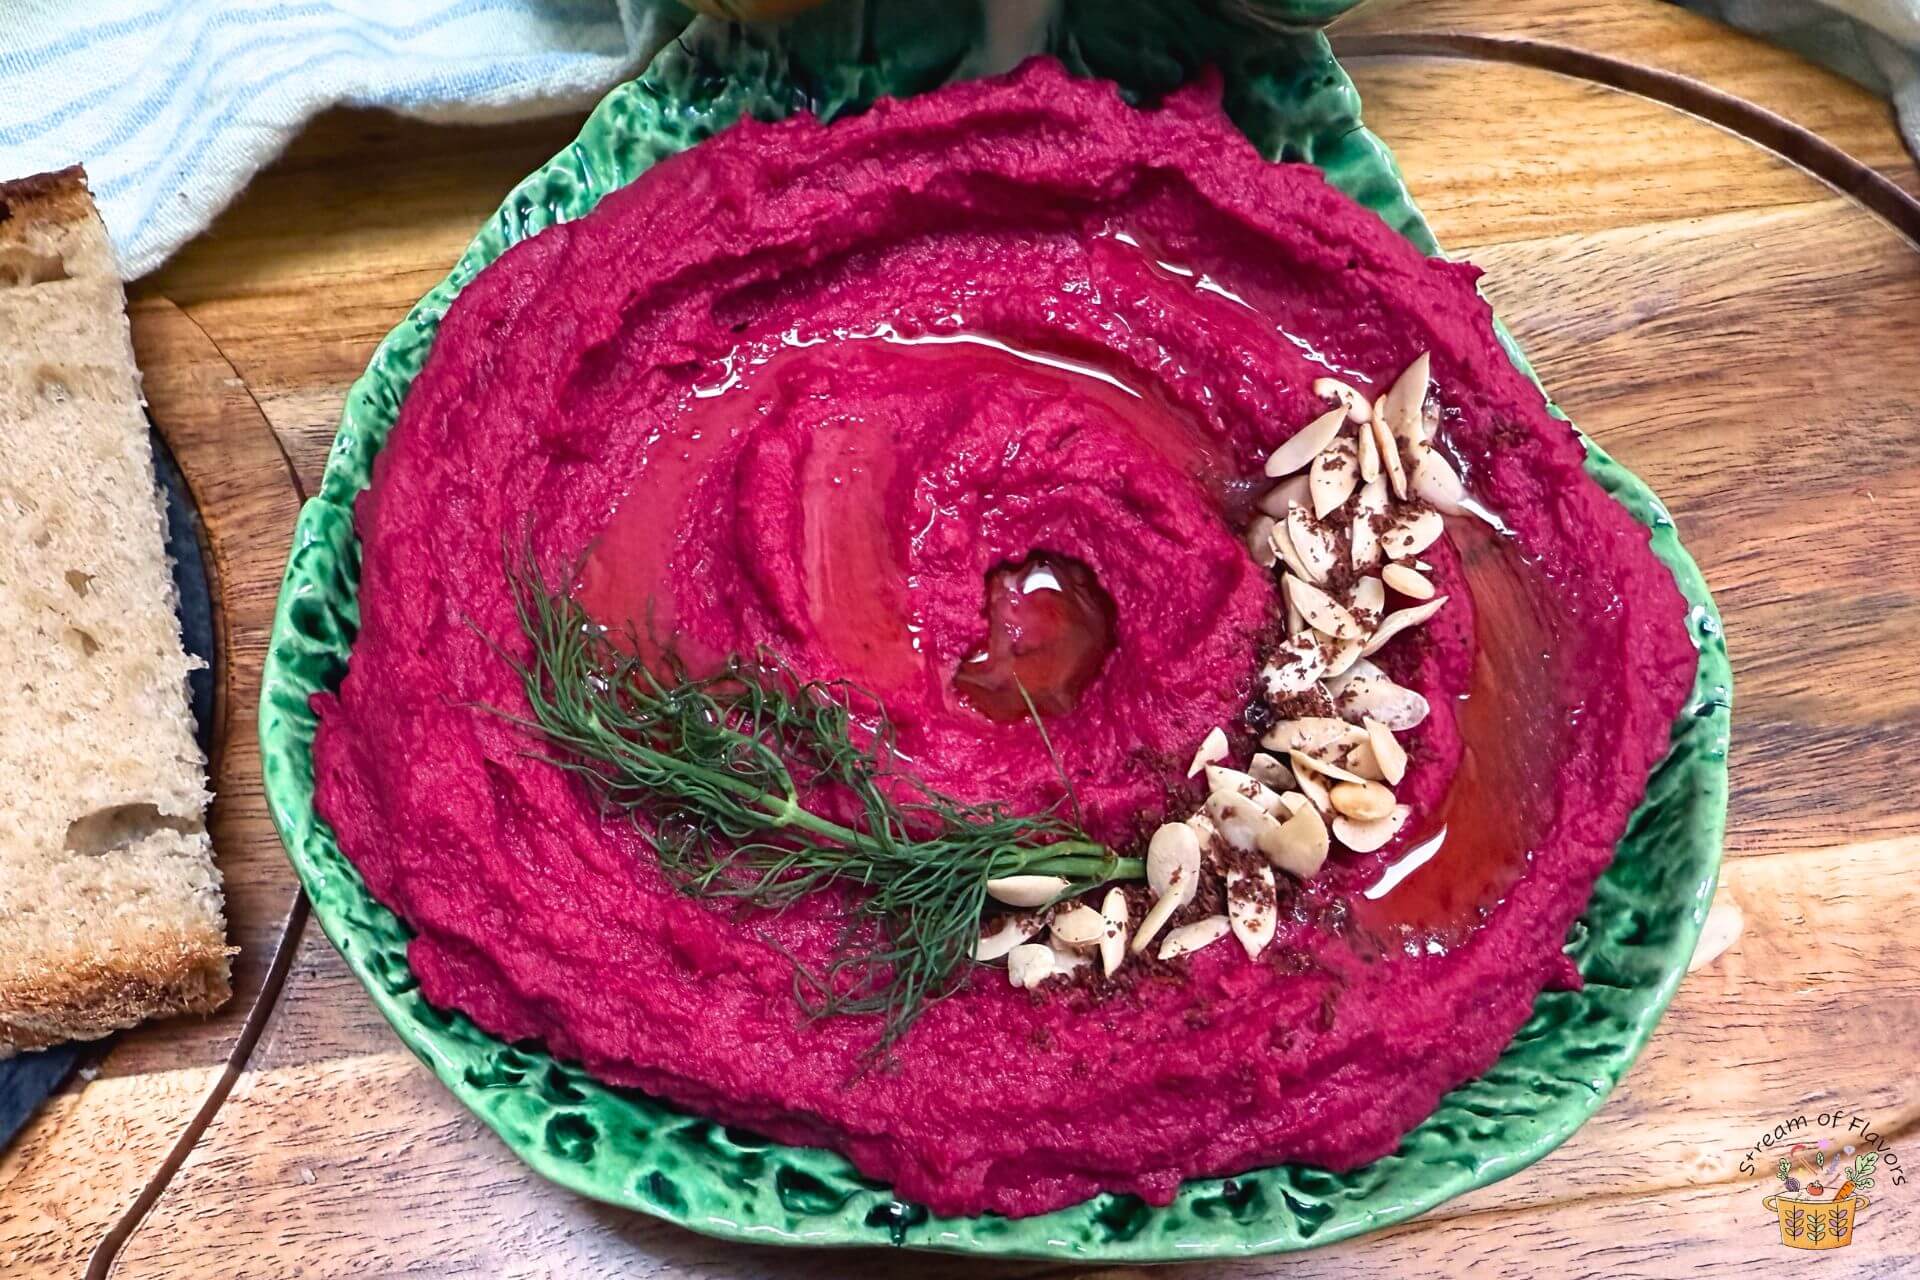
top-left (0, 428), bottom-right (216, 1151)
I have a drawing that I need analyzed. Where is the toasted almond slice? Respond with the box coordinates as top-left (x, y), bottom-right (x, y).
top-left (1206, 788), bottom-right (1284, 854)
top-left (974, 911), bottom-right (1044, 962)
top-left (1204, 765), bottom-right (1290, 815)
top-left (1320, 635), bottom-right (1365, 680)
top-left (1261, 716), bottom-right (1364, 756)
top-left (1130, 889), bottom-right (1182, 955)
top-left (1283, 586), bottom-right (1306, 635)
top-left (1247, 514), bottom-right (1279, 567)
top-left (1360, 595), bottom-right (1450, 657)
top-left (1411, 445), bottom-right (1468, 516)
top-left (1333, 804), bottom-right (1412, 854)
top-left (1285, 502), bottom-right (1339, 584)
top-left (1285, 576), bottom-right (1363, 640)
top-left (1310, 436), bottom-right (1359, 519)
top-left (1008, 942), bottom-right (1055, 989)
top-left (1337, 671), bottom-right (1430, 731)
top-left (1345, 739), bottom-right (1385, 781)
top-left (1051, 903), bottom-right (1110, 950)
top-left (1364, 716), bottom-right (1408, 785)
top-left (986, 875), bottom-right (1071, 908)
top-left (1330, 778), bottom-right (1397, 821)
top-left (1157, 914), bottom-right (1232, 961)
top-left (1382, 508), bottom-right (1444, 561)
top-left (1382, 562), bottom-right (1435, 600)
top-left (1369, 412), bottom-right (1408, 500)
top-left (1268, 518), bottom-right (1314, 583)
top-left (1260, 632), bottom-right (1326, 696)
top-left (1263, 407), bottom-right (1347, 478)
top-left (1314, 376), bottom-right (1371, 424)
top-left (1275, 790), bottom-right (1309, 816)
top-left (1147, 821), bottom-right (1203, 909)
top-left (1227, 864), bottom-right (1278, 959)
top-left (1258, 472), bottom-right (1313, 520)
top-left (1351, 574), bottom-right (1386, 620)
top-left (1379, 352), bottom-right (1431, 452)
top-left (1247, 751), bottom-right (1296, 791)
top-left (1049, 943), bottom-right (1092, 976)
top-left (1185, 810), bottom-right (1221, 849)
top-left (1187, 726), bottom-right (1229, 777)
top-left (1288, 748), bottom-right (1371, 787)
top-left (1291, 754), bottom-right (1332, 814)
top-left (1099, 888), bottom-right (1129, 977)
top-left (1350, 475), bottom-right (1388, 570)
top-left (1356, 414), bottom-right (1381, 483)
top-left (1259, 802), bottom-right (1329, 879)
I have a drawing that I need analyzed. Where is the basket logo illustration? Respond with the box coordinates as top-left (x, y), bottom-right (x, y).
top-left (1761, 1141), bottom-right (1877, 1251)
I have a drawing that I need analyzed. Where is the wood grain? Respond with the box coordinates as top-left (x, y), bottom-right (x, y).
top-left (5, 3), bottom-right (1916, 1277)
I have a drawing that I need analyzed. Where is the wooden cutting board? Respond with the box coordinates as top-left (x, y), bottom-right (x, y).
top-left (3, 2), bottom-right (1916, 1276)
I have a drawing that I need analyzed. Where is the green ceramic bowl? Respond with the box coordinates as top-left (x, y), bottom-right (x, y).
top-left (260, 2), bottom-right (1730, 1260)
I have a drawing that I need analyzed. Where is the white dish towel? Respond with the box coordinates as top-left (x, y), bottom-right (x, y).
top-left (0, 0), bottom-right (680, 277)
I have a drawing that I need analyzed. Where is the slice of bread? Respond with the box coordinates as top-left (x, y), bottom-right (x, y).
top-left (0, 167), bottom-right (231, 1056)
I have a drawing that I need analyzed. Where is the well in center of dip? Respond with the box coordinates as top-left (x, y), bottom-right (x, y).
top-left (955, 551), bottom-right (1117, 721)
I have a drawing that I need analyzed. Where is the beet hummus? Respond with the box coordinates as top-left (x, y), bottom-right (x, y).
top-left (313, 59), bottom-right (1698, 1217)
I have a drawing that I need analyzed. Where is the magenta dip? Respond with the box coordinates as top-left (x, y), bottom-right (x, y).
top-left (313, 59), bottom-right (1697, 1217)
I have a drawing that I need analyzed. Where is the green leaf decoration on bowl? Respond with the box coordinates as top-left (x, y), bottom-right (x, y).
top-left (259, 0), bottom-right (1730, 1259)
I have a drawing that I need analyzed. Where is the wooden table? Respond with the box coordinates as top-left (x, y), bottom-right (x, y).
top-left (5, 2), bottom-right (1918, 1275)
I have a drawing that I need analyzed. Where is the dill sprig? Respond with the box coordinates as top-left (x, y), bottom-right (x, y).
top-left (489, 542), bottom-right (1142, 1049)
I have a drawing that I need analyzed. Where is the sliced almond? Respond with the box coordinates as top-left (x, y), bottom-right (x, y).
top-left (1258, 472), bottom-right (1312, 520)
top-left (1345, 739), bottom-right (1385, 781)
top-left (1378, 352), bottom-right (1431, 452)
top-left (1051, 903), bottom-right (1110, 950)
top-left (986, 875), bottom-right (1070, 909)
top-left (1411, 445), bottom-right (1468, 516)
top-left (1291, 754), bottom-right (1332, 814)
top-left (1356, 414), bottom-right (1381, 483)
top-left (1268, 518), bottom-right (1314, 583)
top-left (1285, 502), bottom-right (1339, 584)
top-left (1130, 890), bottom-right (1182, 955)
top-left (1204, 765), bottom-right (1290, 816)
top-left (1285, 576), bottom-right (1363, 640)
top-left (1227, 864), bottom-right (1278, 959)
top-left (1157, 914), bottom-right (1231, 962)
top-left (1337, 671), bottom-right (1430, 731)
top-left (1099, 888), bottom-right (1129, 977)
top-left (974, 912), bottom-right (1044, 962)
top-left (1382, 508), bottom-right (1444, 561)
top-left (1261, 716), bottom-right (1364, 757)
top-left (1260, 632), bottom-right (1326, 697)
top-left (1185, 810), bottom-right (1221, 850)
top-left (1330, 778), bottom-right (1397, 821)
top-left (1263, 407), bottom-right (1346, 478)
top-left (1360, 595), bottom-right (1450, 657)
top-left (1310, 436), bottom-right (1359, 519)
top-left (1259, 802), bottom-right (1329, 879)
top-left (1049, 943), bottom-right (1092, 976)
top-left (1283, 585), bottom-right (1307, 636)
top-left (1350, 574), bottom-right (1385, 620)
top-left (1147, 821), bottom-right (1203, 909)
top-left (1382, 562), bottom-right (1435, 600)
top-left (1369, 412), bottom-right (1408, 500)
top-left (1333, 804), bottom-right (1412, 854)
top-left (1187, 726), bottom-right (1229, 777)
top-left (1321, 635), bottom-right (1365, 680)
top-left (1247, 514), bottom-right (1279, 567)
top-left (1247, 751), bottom-right (1296, 791)
top-left (1313, 376), bottom-right (1371, 424)
top-left (1206, 788), bottom-right (1283, 855)
top-left (1350, 475), bottom-right (1388, 570)
top-left (1288, 748), bottom-right (1371, 787)
top-left (1364, 716), bottom-right (1408, 785)
top-left (1007, 942), bottom-right (1055, 989)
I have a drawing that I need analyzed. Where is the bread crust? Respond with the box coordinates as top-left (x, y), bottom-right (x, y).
top-left (0, 931), bottom-right (234, 1056)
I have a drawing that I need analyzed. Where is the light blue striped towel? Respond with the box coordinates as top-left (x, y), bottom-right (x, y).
top-left (0, 0), bottom-right (680, 277)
